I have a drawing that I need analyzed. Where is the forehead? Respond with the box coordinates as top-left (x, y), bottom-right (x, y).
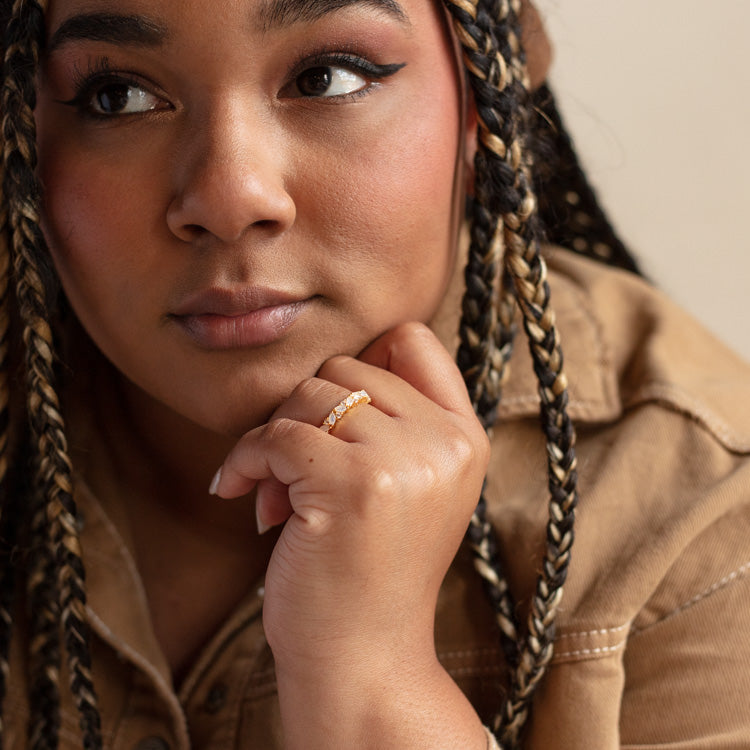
top-left (45, 0), bottom-right (413, 39)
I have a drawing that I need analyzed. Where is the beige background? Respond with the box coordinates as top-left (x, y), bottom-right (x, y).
top-left (539, 0), bottom-right (750, 360)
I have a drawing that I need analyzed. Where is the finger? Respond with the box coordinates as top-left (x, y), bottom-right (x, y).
top-left (211, 418), bottom-right (325, 499)
top-left (351, 322), bottom-right (475, 416)
top-left (269, 377), bottom-right (348, 425)
top-left (256, 476), bottom-right (294, 532)
top-left (211, 413), bottom-right (377, 505)
top-left (269, 377), bottom-right (387, 443)
top-left (211, 417), bottom-right (378, 535)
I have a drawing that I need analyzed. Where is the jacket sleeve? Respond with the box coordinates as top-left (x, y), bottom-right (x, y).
top-left (618, 549), bottom-right (750, 748)
top-left (521, 449), bottom-right (750, 750)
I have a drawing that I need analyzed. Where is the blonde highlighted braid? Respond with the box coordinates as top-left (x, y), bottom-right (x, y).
top-left (2, 1), bottom-right (102, 748)
top-left (0, 0), bottom-right (637, 748)
top-left (441, 0), bottom-right (623, 745)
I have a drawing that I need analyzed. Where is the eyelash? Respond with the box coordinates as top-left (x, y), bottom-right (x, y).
top-left (61, 57), bottom-right (166, 120)
top-left (284, 49), bottom-right (406, 100)
top-left (60, 49), bottom-right (406, 120)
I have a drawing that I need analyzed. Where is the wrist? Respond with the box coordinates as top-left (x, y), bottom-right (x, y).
top-left (266, 600), bottom-right (437, 683)
top-left (275, 654), bottom-right (488, 749)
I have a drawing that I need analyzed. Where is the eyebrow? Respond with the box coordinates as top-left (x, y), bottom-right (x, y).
top-left (256, 0), bottom-right (409, 32)
top-left (48, 13), bottom-right (168, 53)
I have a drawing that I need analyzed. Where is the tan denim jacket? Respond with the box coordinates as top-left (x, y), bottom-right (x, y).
top-left (5, 249), bottom-right (750, 749)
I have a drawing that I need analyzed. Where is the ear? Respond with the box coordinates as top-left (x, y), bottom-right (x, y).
top-left (462, 92), bottom-right (478, 197)
top-left (520, 0), bottom-right (553, 89)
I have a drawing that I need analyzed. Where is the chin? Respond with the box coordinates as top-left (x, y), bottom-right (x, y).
top-left (169, 381), bottom-right (293, 439)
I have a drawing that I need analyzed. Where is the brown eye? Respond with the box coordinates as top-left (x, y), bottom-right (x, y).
top-left (95, 84), bottom-right (131, 113)
top-left (294, 66), bottom-right (366, 98)
top-left (89, 82), bottom-right (161, 115)
top-left (296, 66), bottom-right (332, 96)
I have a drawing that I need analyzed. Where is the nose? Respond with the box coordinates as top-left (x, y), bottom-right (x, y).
top-left (166, 104), bottom-right (296, 244)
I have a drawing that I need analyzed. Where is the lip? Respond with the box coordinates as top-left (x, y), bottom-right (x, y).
top-left (170, 287), bottom-right (310, 349)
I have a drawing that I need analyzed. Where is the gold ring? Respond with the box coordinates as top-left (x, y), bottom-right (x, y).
top-left (319, 390), bottom-right (371, 433)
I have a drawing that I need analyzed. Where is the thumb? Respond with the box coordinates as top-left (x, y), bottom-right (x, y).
top-left (357, 322), bottom-right (472, 415)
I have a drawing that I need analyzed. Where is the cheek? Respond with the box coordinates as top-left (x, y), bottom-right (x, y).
top-left (310, 83), bottom-right (461, 314)
top-left (365, 111), bottom-right (459, 296)
top-left (36, 132), bottom-right (161, 325)
top-left (358, 63), bottom-right (461, 222)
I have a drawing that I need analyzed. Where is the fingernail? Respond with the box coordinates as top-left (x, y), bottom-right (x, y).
top-left (256, 504), bottom-right (271, 535)
top-left (208, 467), bottom-right (222, 496)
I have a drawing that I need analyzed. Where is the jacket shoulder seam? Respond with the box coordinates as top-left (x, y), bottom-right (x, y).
top-left (624, 380), bottom-right (750, 453)
top-left (631, 558), bottom-right (750, 636)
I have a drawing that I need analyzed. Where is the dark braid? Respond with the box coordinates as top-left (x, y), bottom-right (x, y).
top-left (443, 0), bottom-right (581, 745)
top-left (26, 494), bottom-right (62, 750)
top-left (3, 6), bottom-right (62, 748)
top-left (0, 497), bottom-right (19, 750)
top-left (451, 0), bottom-right (524, 673)
top-left (0, 7), bottom-right (15, 744)
top-left (499, 14), bottom-right (579, 736)
top-left (0, 335), bottom-right (18, 750)
top-left (2, 1), bottom-right (103, 748)
top-left (530, 83), bottom-right (642, 274)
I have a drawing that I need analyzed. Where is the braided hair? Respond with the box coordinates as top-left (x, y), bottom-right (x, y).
top-left (2, 1), bottom-right (101, 748)
top-left (444, 0), bottom-right (638, 745)
top-left (0, 0), bottom-right (637, 748)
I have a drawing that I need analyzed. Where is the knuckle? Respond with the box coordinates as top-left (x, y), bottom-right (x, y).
top-left (391, 321), bottom-right (434, 350)
top-left (288, 377), bottom-right (328, 403)
top-left (347, 458), bottom-right (400, 504)
top-left (368, 467), bottom-right (399, 500)
top-left (445, 422), bottom-right (490, 474)
top-left (317, 354), bottom-right (354, 381)
top-left (261, 416), bottom-right (300, 443)
top-left (395, 320), bottom-right (430, 338)
top-left (445, 427), bottom-right (473, 464)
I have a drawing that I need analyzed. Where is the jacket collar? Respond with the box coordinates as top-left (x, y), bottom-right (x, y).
top-left (429, 244), bottom-right (621, 424)
top-left (430, 244), bottom-right (750, 454)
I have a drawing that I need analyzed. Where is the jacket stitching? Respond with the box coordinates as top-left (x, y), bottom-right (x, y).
top-left (500, 394), bottom-right (607, 410)
top-left (625, 381), bottom-right (750, 453)
top-left (553, 639), bottom-right (627, 659)
top-left (631, 559), bottom-right (750, 635)
top-left (555, 621), bottom-right (631, 640)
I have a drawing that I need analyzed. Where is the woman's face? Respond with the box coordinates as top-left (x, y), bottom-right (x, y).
top-left (35, 0), bottom-right (465, 436)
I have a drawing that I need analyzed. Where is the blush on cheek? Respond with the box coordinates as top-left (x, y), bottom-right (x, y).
top-left (45, 167), bottom-right (120, 246)
top-left (375, 120), bottom-right (459, 246)
top-left (39, 165), bottom-right (151, 353)
top-left (42, 157), bottom-right (152, 276)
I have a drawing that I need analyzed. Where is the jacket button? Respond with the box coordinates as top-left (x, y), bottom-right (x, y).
top-left (204, 682), bottom-right (228, 714)
top-left (134, 737), bottom-right (170, 750)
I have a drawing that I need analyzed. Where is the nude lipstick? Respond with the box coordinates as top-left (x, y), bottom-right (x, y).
top-left (170, 287), bottom-right (309, 349)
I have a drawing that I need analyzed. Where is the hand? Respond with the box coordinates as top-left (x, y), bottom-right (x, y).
top-left (211, 322), bottom-right (491, 748)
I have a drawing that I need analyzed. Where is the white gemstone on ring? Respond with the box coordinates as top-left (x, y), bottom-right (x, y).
top-left (319, 390), bottom-right (371, 433)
